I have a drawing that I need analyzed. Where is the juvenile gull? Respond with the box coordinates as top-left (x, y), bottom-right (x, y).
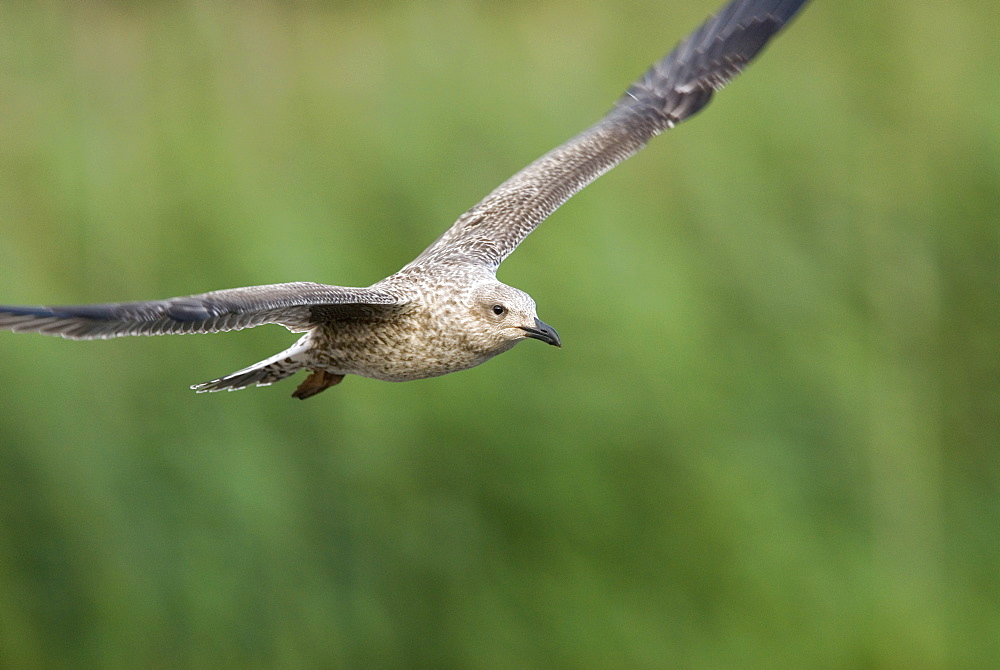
top-left (0, 0), bottom-right (810, 399)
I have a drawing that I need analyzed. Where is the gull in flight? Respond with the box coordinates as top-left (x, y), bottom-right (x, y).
top-left (0, 0), bottom-right (810, 399)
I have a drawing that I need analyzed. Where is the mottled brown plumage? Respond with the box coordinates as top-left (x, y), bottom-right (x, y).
top-left (0, 0), bottom-right (809, 398)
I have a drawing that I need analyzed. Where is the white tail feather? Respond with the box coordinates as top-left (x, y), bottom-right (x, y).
top-left (191, 335), bottom-right (314, 393)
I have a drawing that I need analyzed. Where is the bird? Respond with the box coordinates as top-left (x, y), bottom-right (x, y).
top-left (0, 0), bottom-right (810, 399)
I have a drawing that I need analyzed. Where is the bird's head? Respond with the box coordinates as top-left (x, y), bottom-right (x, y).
top-left (463, 281), bottom-right (561, 355)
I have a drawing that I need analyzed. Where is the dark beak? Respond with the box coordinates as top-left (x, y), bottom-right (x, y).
top-left (520, 317), bottom-right (561, 347)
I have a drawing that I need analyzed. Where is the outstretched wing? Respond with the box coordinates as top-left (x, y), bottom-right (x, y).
top-left (0, 282), bottom-right (408, 340)
top-left (408, 0), bottom-right (809, 270)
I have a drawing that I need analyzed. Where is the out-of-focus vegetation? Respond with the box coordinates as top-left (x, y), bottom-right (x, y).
top-left (0, 1), bottom-right (996, 667)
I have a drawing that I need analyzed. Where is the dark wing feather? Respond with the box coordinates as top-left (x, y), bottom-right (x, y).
top-left (0, 282), bottom-right (408, 340)
top-left (408, 0), bottom-right (808, 270)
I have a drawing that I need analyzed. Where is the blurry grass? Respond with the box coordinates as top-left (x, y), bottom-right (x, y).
top-left (0, 1), bottom-right (998, 668)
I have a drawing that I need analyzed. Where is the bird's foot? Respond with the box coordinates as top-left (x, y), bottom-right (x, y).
top-left (292, 370), bottom-right (345, 400)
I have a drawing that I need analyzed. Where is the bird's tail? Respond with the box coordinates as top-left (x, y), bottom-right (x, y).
top-left (191, 335), bottom-right (314, 393)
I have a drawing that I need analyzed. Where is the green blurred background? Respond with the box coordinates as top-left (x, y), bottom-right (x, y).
top-left (0, 1), bottom-right (997, 667)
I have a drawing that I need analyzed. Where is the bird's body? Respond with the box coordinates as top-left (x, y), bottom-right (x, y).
top-left (0, 0), bottom-right (809, 398)
top-left (208, 267), bottom-right (557, 398)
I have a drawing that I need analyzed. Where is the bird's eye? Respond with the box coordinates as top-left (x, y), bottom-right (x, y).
top-left (491, 304), bottom-right (506, 316)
